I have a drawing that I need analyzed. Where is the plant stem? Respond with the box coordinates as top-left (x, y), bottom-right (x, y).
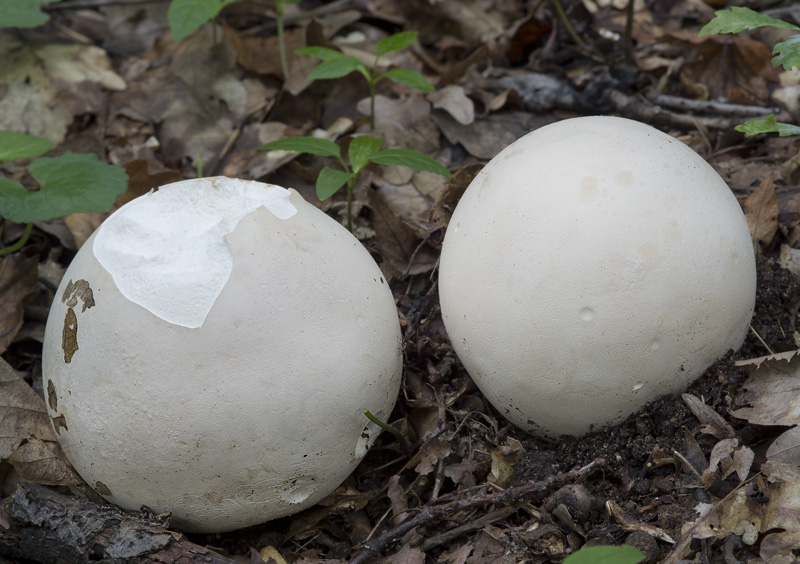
top-left (552, 0), bottom-right (588, 51)
top-left (363, 409), bottom-right (413, 453)
top-left (369, 80), bottom-right (376, 130)
top-left (346, 177), bottom-right (355, 232)
top-left (277, 1), bottom-right (290, 79)
top-left (0, 222), bottom-right (33, 257)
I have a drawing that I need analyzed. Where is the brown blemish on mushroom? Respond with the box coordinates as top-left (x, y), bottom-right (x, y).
top-left (47, 379), bottom-right (57, 411)
top-left (95, 481), bottom-right (112, 496)
top-left (61, 279), bottom-right (95, 312)
top-left (51, 414), bottom-right (68, 435)
top-left (62, 308), bottom-right (78, 363)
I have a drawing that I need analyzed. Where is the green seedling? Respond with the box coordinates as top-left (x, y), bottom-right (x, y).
top-left (168, 0), bottom-right (239, 43)
top-left (0, 131), bottom-right (128, 256)
top-left (276, 0), bottom-right (301, 79)
top-left (0, 0), bottom-right (51, 28)
top-left (699, 7), bottom-right (800, 137)
top-left (295, 31), bottom-right (435, 130)
top-left (563, 545), bottom-right (645, 564)
top-left (257, 134), bottom-right (450, 232)
top-left (363, 409), bottom-right (414, 454)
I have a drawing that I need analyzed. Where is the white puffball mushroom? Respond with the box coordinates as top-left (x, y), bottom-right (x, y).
top-left (439, 116), bottom-right (756, 439)
top-left (42, 177), bottom-right (402, 532)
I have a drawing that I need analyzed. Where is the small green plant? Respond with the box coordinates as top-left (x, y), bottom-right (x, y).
top-left (257, 135), bottom-right (450, 232)
top-left (0, 131), bottom-right (128, 256)
top-left (699, 7), bottom-right (800, 137)
top-left (276, 0), bottom-right (301, 79)
top-left (295, 31), bottom-right (435, 130)
top-left (167, 0), bottom-right (239, 43)
top-left (563, 545), bottom-right (645, 564)
top-left (0, 0), bottom-right (51, 28)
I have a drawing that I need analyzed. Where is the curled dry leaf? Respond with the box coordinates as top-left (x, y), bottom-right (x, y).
top-left (681, 393), bottom-right (736, 439)
top-left (0, 253), bottom-right (38, 354)
top-left (0, 357), bottom-right (80, 486)
top-left (743, 174), bottom-right (778, 249)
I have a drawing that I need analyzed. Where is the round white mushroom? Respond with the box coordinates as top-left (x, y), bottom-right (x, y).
top-left (42, 177), bottom-right (402, 532)
top-left (438, 116), bottom-right (756, 439)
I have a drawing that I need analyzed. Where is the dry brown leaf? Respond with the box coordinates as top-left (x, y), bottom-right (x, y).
top-left (415, 436), bottom-right (452, 476)
top-left (387, 475), bottom-right (409, 524)
top-left (0, 357), bottom-right (56, 459)
top-left (428, 85), bottom-right (475, 126)
top-left (744, 175), bottom-right (778, 248)
top-left (0, 253), bottom-right (38, 354)
top-left (8, 438), bottom-right (80, 486)
top-left (0, 31), bottom-right (126, 143)
top-left (779, 244), bottom-right (800, 278)
top-left (766, 425), bottom-right (800, 465)
top-left (384, 544), bottom-right (425, 564)
top-left (731, 353), bottom-right (800, 426)
top-left (681, 393), bottom-right (736, 439)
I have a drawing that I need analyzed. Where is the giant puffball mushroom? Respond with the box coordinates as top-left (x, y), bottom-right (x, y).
top-left (42, 177), bottom-right (402, 533)
top-left (438, 116), bottom-right (756, 439)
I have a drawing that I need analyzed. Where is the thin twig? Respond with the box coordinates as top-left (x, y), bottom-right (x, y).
top-left (349, 458), bottom-right (606, 564)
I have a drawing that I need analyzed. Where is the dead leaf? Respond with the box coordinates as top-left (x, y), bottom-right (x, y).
top-left (384, 544), bottom-right (425, 564)
top-left (7, 438), bottom-right (80, 486)
top-left (606, 500), bottom-right (675, 543)
top-left (387, 475), bottom-right (409, 524)
top-left (431, 111), bottom-right (529, 160)
top-left (0, 31), bottom-right (126, 143)
top-left (779, 245), bottom-right (800, 278)
top-left (744, 175), bottom-right (778, 248)
top-left (489, 439), bottom-right (525, 488)
top-left (415, 436), bottom-right (452, 476)
top-left (0, 357), bottom-right (56, 459)
top-left (0, 253), bottom-right (38, 354)
top-left (731, 353), bottom-right (800, 426)
top-left (428, 85), bottom-right (475, 126)
top-left (682, 393), bottom-right (736, 439)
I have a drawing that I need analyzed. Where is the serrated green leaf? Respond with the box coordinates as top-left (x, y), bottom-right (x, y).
top-left (563, 545), bottom-right (645, 564)
top-left (699, 6), bottom-right (800, 36)
top-left (0, 152), bottom-right (128, 223)
top-left (317, 167), bottom-right (352, 200)
top-left (735, 114), bottom-right (800, 137)
top-left (257, 137), bottom-right (342, 158)
top-left (380, 68), bottom-right (435, 92)
top-left (370, 149), bottom-right (451, 178)
top-left (294, 46), bottom-right (345, 61)
top-left (0, 132), bottom-right (52, 162)
top-left (0, 0), bottom-right (50, 28)
top-left (308, 55), bottom-right (366, 80)
top-left (773, 35), bottom-right (800, 71)
top-left (167, 0), bottom-right (224, 42)
top-left (375, 31), bottom-right (418, 56)
top-left (348, 136), bottom-right (384, 173)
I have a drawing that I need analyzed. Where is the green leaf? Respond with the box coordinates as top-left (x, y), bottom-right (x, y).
top-left (0, 0), bottom-right (50, 28)
top-left (257, 136), bottom-right (342, 158)
top-left (316, 167), bottom-right (353, 200)
top-left (773, 35), bottom-right (800, 71)
top-left (562, 545), bottom-right (645, 564)
top-left (375, 31), bottom-right (418, 56)
top-left (370, 149), bottom-right (451, 178)
top-left (735, 114), bottom-right (800, 137)
top-left (308, 55), bottom-right (367, 80)
top-left (699, 6), bottom-right (800, 36)
top-left (294, 46), bottom-right (345, 61)
top-left (167, 0), bottom-right (224, 43)
top-left (380, 68), bottom-right (435, 92)
top-left (0, 132), bottom-right (52, 162)
top-left (0, 152), bottom-right (128, 223)
top-left (348, 136), bottom-right (384, 173)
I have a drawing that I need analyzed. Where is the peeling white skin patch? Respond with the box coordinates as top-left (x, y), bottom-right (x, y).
top-left (93, 177), bottom-right (297, 328)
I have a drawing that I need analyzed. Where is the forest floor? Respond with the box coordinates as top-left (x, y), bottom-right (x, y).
top-left (2, 0), bottom-right (800, 563)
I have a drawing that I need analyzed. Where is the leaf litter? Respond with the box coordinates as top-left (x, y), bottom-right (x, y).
top-left (2, 0), bottom-right (800, 562)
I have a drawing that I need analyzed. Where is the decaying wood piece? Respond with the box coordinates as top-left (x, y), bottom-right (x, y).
top-left (0, 484), bottom-right (238, 564)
